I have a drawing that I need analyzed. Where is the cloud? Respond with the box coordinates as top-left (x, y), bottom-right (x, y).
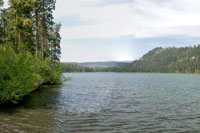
top-left (93, 0), bottom-right (136, 6)
top-left (53, 0), bottom-right (200, 40)
top-left (5, 0), bottom-right (200, 39)
top-left (59, 15), bottom-right (95, 27)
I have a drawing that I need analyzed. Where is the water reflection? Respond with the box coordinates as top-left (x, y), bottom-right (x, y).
top-left (0, 85), bottom-right (62, 133)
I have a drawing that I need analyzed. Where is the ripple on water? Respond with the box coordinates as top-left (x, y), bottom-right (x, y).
top-left (1, 73), bottom-right (200, 132)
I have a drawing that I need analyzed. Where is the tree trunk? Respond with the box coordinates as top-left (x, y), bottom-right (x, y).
top-left (41, 23), bottom-right (45, 60)
top-left (54, 45), bottom-right (57, 61)
top-left (41, 0), bottom-right (45, 60)
top-left (35, 9), bottom-right (39, 58)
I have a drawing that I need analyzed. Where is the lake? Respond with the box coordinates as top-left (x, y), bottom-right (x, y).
top-left (1, 73), bottom-right (200, 132)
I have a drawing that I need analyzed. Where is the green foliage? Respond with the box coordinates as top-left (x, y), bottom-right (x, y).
top-left (0, 9), bottom-right (8, 44)
top-left (0, 0), bottom-right (62, 104)
top-left (61, 63), bottom-right (95, 72)
top-left (0, 46), bottom-right (61, 104)
top-left (40, 59), bottom-right (61, 84)
top-left (120, 45), bottom-right (200, 73)
top-left (0, 46), bottom-right (34, 103)
top-left (50, 23), bottom-right (61, 62)
top-left (62, 46), bottom-right (200, 74)
top-left (0, 0), bottom-right (61, 59)
top-left (61, 63), bottom-right (119, 72)
top-left (8, 0), bottom-right (34, 52)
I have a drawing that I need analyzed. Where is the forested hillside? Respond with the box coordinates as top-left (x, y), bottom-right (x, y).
top-left (61, 63), bottom-right (94, 72)
top-left (66, 61), bottom-right (131, 68)
top-left (0, 0), bottom-right (62, 103)
top-left (61, 63), bottom-right (118, 72)
top-left (120, 45), bottom-right (200, 73)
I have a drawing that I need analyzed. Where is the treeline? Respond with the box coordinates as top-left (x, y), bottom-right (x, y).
top-left (119, 45), bottom-right (200, 73)
top-left (61, 63), bottom-right (94, 72)
top-left (61, 63), bottom-right (118, 72)
top-left (0, 0), bottom-right (61, 103)
top-left (62, 45), bottom-right (200, 74)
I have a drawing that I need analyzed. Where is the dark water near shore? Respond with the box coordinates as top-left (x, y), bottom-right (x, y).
top-left (1, 73), bottom-right (200, 132)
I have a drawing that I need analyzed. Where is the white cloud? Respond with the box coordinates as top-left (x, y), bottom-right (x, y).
top-left (4, 0), bottom-right (200, 39)
top-left (53, 0), bottom-right (200, 40)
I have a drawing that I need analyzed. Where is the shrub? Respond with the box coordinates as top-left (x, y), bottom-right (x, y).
top-left (40, 59), bottom-right (61, 85)
top-left (0, 46), bottom-right (34, 103)
top-left (0, 46), bottom-right (62, 104)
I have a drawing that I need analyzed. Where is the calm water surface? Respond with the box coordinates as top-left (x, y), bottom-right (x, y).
top-left (1, 73), bottom-right (200, 132)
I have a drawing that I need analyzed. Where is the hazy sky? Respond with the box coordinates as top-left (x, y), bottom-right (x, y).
top-left (4, 0), bottom-right (200, 62)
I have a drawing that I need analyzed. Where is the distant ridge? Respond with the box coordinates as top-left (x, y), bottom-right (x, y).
top-left (120, 45), bottom-right (200, 73)
top-left (64, 61), bottom-right (132, 68)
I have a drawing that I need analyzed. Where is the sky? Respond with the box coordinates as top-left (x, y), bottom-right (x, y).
top-left (4, 0), bottom-right (200, 62)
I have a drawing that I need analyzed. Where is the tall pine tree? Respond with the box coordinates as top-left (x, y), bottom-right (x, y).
top-left (51, 23), bottom-right (61, 62)
top-left (9, 0), bottom-right (34, 53)
top-left (40, 0), bottom-right (56, 60)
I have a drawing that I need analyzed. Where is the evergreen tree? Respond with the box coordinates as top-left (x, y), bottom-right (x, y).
top-left (40, 0), bottom-right (56, 60)
top-left (120, 45), bottom-right (200, 73)
top-left (51, 23), bottom-right (61, 62)
top-left (9, 0), bottom-right (34, 52)
top-left (0, 9), bottom-right (8, 44)
top-left (33, 0), bottom-right (41, 57)
top-left (0, 0), bottom-right (6, 44)
top-left (0, 0), bottom-right (62, 104)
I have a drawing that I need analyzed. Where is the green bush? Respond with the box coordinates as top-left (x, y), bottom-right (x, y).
top-left (40, 59), bottom-right (61, 85)
top-left (0, 46), bottom-right (61, 104)
top-left (0, 46), bottom-right (34, 103)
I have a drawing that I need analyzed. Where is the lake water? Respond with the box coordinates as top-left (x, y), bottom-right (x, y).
top-left (1, 73), bottom-right (200, 132)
